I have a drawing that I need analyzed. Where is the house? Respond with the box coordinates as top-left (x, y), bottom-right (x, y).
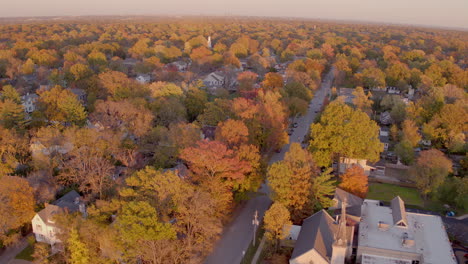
top-left (357, 197), bottom-right (456, 264)
top-left (68, 88), bottom-right (86, 105)
top-left (30, 140), bottom-right (73, 160)
top-left (289, 205), bottom-right (354, 264)
top-left (338, 88), bottom-right (355, 104)
top-left (167, 60), bottom-right (189, 72)
top-left (338, 157), bottom-right (374, 176)
top-left (330, 188), bottom-right (364, 218)
top-left (201, 125), bottom-right (217, 140)
top-left (136, 74), bottom-right (151, 84)
top-left (167, 162), bottom-right (190, 179)
top-left (380, 126), bottom-right (390, 151)
top-left (32, 191), bottom-right (86, 252)
top-left (203, 72), bottom-right (226, 92)
top-left (380, 111), bottom-right (393, 125)
top-left (21, 93), bottom-right (39, 113)
top-left (387, 86), bottom-right (401, 94)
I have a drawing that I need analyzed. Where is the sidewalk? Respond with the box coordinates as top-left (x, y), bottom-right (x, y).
top-left (251, 236), bottom-right (267, 264)
top-left (0, 236), bottom-right (30, 264)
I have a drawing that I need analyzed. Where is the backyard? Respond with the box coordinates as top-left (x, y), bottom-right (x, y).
top-left (367, 183), bottom-right (423, 206)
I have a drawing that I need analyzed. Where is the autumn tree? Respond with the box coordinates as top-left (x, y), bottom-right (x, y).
top-left (0, 176), bottom-right (35, 245)
top-left (215, 119), bottom-right (249, 148)
top-left (67, 228), bottom-right (90, 264)
top-left (268, 143), bottom-right (320, 220)
top-left (149, 81), bottom-right (183, 98)
top-left (237, 71), bottom-right (258, 91)
top-left (411, 149), bottom-right (452, 198)
top-left (0, 98), bottom-right (26, 129)
top-left (264, 202), bottom-right (291, 250)
top-left (395, 140), bottom-right (415, 165)
top-left (401, 119), bottom-right (421, 147)
top-left (339, 165), bottom-right (368, 198)
top-left (38, 86), bottom-right (87, 125)
top-left (309, 100), bottom-right (383, 167)
top-left (0, 127), bottom-right (28, 175)
top-left (91, 100), bottom-right (153, 138)
top-left (352, 86), bottom-right (373, 114)
top-left (262, 72), bottom-right (284, 90)
top-left (59, 128), bottom-right (115, 199)
top-left (184, 87), bottom-right (208, 122)
top-left (180, 140), bottom-right (251, 215)
top-left (115, 201), bottom-right (177, 264)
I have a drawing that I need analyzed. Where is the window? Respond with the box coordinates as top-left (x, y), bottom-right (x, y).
top-left (35, 224), bottom-right (42, 232)
top-left (412, 261), bottom-right (419, 264)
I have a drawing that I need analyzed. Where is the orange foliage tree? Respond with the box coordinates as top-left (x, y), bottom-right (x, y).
top-left (339, 165), bottom-right (368, 198)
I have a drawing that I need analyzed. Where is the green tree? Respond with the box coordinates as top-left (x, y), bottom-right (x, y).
top-left (116, 201), bottom-right (177, 264)
top-left (395, 140), bottom-right (415, 165)
top-left (184, 87), bottom-right (208, 122)
top-left (67, 228), bottom-right (90, 264)
top-left (309, 101), bottom-right (383, 167)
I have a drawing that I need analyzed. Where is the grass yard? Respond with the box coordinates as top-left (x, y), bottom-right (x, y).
top-left (367, 183), bottom-right (423, 206)
top-left (15, 244), bottom-right (34, 261)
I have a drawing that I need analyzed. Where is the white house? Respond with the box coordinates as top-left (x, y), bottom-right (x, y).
top-left (357, 197), bottom-right (456, 264)
top-left (387, 86), bottom-right (401, 94)
top-left (32, 191), bottom-right (86, 252)
top-left (167, 60), bottom-right (189, 72)
top-left (136, 74), bottom-right (151, 84)
top-left (339, 157), bottom-right (374, 176)
top-left (380, 126), bottom-right (390, 151)
top-left (203, 72), bottom-right (225, 91)
top-left (21, 93), bottom-right (39, 113)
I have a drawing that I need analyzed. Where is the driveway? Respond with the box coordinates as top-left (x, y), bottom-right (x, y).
top-left (0, 236), bottom-right (29, 264)
top-left (204, 68), bottom-right (335, 264)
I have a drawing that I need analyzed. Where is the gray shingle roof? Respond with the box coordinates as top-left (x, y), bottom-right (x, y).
top-left (391, 196), bottom-right (408, 227)
top-left (37, 190), bottom-right (81, 224)
top-left (290, 210), bottom-right (337, 261)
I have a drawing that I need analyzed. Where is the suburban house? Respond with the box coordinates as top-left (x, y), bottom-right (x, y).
top-left (338, 88), bottom-right (355, 104)
top-left (136, 74), bottom-right (151, 84)
top-left (380, 111), bottom-right (393, 125)
top-left (68, 88), bottom-right (87, 105)
top-left (32, 191), bottom-right (86, 252)
top-left (338, 157), bottom-right (374, 176)
top-left (387, 86), bottom-right (401, 94)
top-left (357, 197), bottom-right (456, 264)
top-left (166, 60), bottom-right (189, 72)
top-left (21, 93), bottom-right (39, 113)
top-left (380, 126), bottom-right (390, 152)
top-left (202, 72), bottom-right (226, 93)
top-left (289, 204), bottom-right (354, 264)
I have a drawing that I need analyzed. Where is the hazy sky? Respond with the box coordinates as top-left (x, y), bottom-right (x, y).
top-left (2, 0), bottom-right (468, 29)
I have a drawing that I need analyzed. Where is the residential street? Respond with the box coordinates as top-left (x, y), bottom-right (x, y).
top-left (204, 67), bottom-right (335, 264)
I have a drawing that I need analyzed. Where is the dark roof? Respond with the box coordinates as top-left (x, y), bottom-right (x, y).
top-left (53, 190), bottom-right (80, 211)
top-left (37, 190), bottom-right (81, 225)
top-left (391, 196), bottom-right (407, 226)
top-left (290, 210), bottom-right (336, 262)
top-left (334, 188), bottom-right (364, 208)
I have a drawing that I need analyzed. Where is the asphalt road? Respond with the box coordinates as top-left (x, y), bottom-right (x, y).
top-left (204, 67), bottom-right (335, 264)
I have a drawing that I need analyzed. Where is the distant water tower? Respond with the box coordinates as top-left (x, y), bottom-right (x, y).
top-left (207, 36), bottom-right (212, 49)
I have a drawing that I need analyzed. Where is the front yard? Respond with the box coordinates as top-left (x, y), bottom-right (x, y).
top-left (367, 183), bottom-right (423, 206)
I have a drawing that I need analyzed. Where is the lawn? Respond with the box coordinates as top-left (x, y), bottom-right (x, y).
top-left (367, 183), bottom-right (423, 206)
top-left (15, 244), bottom-right (34, 261)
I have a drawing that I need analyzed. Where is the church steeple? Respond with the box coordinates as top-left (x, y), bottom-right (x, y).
top-left (207, 36), bottom-right (212, 49)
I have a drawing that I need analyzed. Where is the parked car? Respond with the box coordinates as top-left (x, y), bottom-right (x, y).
top-left (293, 122), bottom-right (298, 128)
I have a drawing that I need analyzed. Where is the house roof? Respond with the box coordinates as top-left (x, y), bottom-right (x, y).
top-left (391, 196), bottom-right (407, 226)
top-left (290, 210), bottom-right (337, 262)
top-left (333, 188), bottom-right (364, 208)
top-left (69, 88), bottom-right (86, 97)
top-left (36, 190), bottom-right (81, 224)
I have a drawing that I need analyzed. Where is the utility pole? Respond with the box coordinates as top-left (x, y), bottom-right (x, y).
top-left (252, 210), bottom-right (259, 246)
